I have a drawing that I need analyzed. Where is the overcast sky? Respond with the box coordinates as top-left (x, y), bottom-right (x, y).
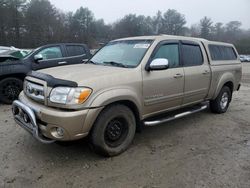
top-left (49, 0), bottom-right (250, 29)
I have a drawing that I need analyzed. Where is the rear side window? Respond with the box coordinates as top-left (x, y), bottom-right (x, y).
top-left (66, 45), bottom-right (86, 57)
top-left (152, 44), bottom-right (179, 68)
top-left (209, 45), bottom-right (237, 61)
top-left (182, 44), bottom-right (203, 66)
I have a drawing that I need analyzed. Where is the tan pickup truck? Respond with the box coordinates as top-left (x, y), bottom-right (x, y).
top-left (12, 35), bottom-right (242, 156)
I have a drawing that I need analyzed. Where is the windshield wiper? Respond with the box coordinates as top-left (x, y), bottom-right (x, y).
top-left (103, 61), bottom-right (128, 68)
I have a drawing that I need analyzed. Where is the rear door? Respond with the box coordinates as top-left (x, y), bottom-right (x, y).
top-left (64, 44), bottom-right (89, 65)
top-left (32, 45), bottom-right (66, 70)
top-left (181, 41), bottom-right (211, 105)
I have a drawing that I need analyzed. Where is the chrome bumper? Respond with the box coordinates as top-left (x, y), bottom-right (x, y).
top-left (12, 100), bottom-right (55, 144)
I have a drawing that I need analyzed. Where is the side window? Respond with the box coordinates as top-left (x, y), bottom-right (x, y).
top-left (182, 44), bottom-right (203, 66)
top-left (66, 45), bottom-right (86, 57)
top-left (37, 46), bottom-right (62, 60)
top-left (152, 44), bottom-right (179, 68)
top-left (209, 45), bottom-right (220, 60)
top-left (209, 45), bottom-right (237, 61)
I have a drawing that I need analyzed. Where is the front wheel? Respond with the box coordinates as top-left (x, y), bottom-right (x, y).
top-left (90, 104), bottom-right (136, 157)
top-left (0, 78), bottom-right (23, 104)
top-left (210, 86), bottom-right (232, 114)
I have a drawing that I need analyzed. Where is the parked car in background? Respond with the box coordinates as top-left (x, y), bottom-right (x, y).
top-left (90, 49), bottom-right (99, 55)
top-left (0, 46), bottom-right (17, 54)
top-left (12, 35), bottom-right (242, 156)
top-left (239, 55), bottom-right (250, 62)
top-left (239, 55), bottom-right (245, 62)
top-left (0, 43), bottom-right (91, 104)
top-left (245, 55), bottom-right (250, 62)
top-left (0, 54), bottom-right (20, 63)
top-left (0, 49), bottom-right (32, 63)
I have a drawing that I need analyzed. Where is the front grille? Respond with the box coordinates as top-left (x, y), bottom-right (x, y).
top-left (24, 80), bottom-right (45, 102)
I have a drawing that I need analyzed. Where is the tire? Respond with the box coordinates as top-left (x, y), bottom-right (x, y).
top-left (0, 78), bottom-right (23, 104)
top-left (210, 86), bottom-right (232, 114)
top-left (90, 104), bottom-right (136, 157)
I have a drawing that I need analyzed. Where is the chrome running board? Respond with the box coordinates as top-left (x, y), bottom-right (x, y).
top-left (144, 104), bottom-right (208, 127)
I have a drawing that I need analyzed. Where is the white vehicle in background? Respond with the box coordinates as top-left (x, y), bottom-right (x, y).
top-left (0, 46), bottom-right (16, 53)
top-left (239, 55), bottom-right (250, 62)
top-left (90, 49), bottom-right (99, 55)
top-left (245, 55), bottom-right (250, 62)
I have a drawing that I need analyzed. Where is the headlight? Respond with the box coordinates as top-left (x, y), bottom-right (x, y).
top-left (49, 87), bottom-right (92, 105)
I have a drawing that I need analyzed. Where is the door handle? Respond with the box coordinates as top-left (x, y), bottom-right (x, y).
top-left (58, 61), bottom-right (67, 65)
top-left (173, 73), bottom-right (183, 78)
top-left (202, 70), bottom-right (210, 75)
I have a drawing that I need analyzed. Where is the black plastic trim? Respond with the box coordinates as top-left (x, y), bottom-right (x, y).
top-left (201, 41), bottom-right (210, 63)
top-left (27, 71), bottom-right (78, 88)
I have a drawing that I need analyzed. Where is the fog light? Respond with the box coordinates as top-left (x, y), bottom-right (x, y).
top-left (56, 127), bottom-right (64, 137)
top-left (12, 106), bottom-right (19, 115)
top-left (23, 113), bottom-right (30, 123)
top-left (34, 90), bottom-right (40, 96)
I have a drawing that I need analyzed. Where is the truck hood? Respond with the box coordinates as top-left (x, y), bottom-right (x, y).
top-left (0, 55), bottom-right (20, 63)
top-left (38, 64), bottom-right (137, 88)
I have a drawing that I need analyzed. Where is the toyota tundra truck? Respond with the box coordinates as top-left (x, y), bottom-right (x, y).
top-left (12, 35), bottom-right (242, 156)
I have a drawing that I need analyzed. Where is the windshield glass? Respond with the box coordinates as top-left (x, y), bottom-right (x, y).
top-left (90, 40), bottom-right (152, 68)
top-left (0, 49), bottom-right (33, 59)
top-left (12, 50), bottom-right (32, 59)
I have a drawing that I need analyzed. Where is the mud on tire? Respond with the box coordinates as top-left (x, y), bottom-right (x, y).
top-left (90, 104), bottom-right (136, 157)
top-left (210, 86), bottom-right (232, 114)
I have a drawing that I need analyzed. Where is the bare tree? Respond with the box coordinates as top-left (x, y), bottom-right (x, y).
top-left (0, 0), bottom-right (249, 54)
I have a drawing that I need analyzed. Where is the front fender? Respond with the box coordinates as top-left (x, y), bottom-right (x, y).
top-left (89, 88), bottom-right (143, 118)
top-left (0, 63), bottom-right (29, 78)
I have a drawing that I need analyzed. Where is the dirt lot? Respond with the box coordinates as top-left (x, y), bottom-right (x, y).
top-left (0, 64), bottom-right (250, 188)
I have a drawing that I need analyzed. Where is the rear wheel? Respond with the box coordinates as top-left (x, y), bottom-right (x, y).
top-left (90, 104), bottom-right (136, 157)
top-left (0, 78), bottom-right (23, 104)
top-left (210, 86), bottom-right (232, 114)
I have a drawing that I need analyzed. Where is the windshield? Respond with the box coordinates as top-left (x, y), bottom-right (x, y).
top-left (90, 40), bottom-right (152, 68)
top-left (11, 50), bottom-right (32, 59)
top-left (0, 49), bottom-right (33, 59)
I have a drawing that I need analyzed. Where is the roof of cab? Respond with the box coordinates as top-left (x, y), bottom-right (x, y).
top-left (112, 35), bottom-right (234, 46)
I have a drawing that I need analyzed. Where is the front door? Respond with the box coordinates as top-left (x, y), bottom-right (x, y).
top-left (32, 45), bottom-right (66, 70)
top-left (142, 41), bottom-right (184, 117)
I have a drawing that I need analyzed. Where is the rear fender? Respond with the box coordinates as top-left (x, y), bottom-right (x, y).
top-left (212, 72), bottom-right (235, 100)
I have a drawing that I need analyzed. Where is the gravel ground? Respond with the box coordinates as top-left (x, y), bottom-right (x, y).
top-left (0, 63), bottom-right (250, 188)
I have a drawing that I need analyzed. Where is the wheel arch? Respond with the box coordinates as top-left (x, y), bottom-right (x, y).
top-left (104, 100), bottom-right (141, 131)
top-left (85, 89), bottom-right (143, 133)
top-left (212, 73), bottom-right (235, 100)
top-left (0, 73), bottom-right (26, 82)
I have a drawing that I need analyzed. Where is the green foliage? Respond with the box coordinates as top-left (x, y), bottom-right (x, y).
top-left (113, 14), bottom-right (154, 38)
top-left (0, 0), bottom-right (249, 53)
top-left (235, 38), bottom-right (250, 54)
top-left (199, 16), bottom-right (213, 39)
top-left (160, 9), bottom-right (186, 35)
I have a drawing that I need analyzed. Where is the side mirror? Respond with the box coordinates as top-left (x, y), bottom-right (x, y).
top-left (34, 54), bottom-right (43, 63)
top-left (149, 58), bottom-right (169, 71)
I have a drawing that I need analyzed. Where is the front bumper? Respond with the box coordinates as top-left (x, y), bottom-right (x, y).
top-left (12, 93), bottom-right (103, 143)
top-left (13, 100), bottom-right (55, 143)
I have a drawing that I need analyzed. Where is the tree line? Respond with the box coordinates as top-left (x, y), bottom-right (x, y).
top-left (0, 0), bottom-right (249, 54)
